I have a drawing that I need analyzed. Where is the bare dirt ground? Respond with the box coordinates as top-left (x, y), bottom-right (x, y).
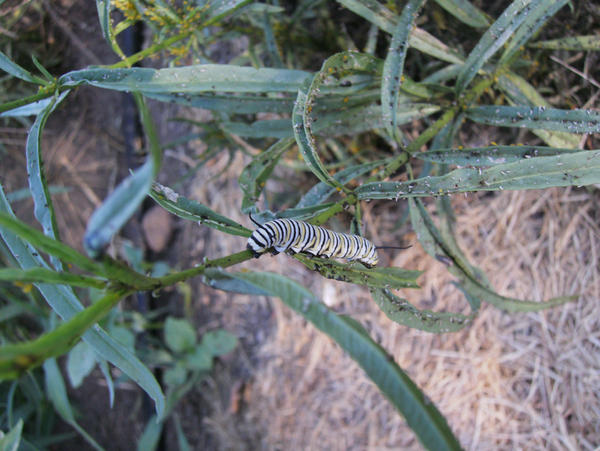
top-left (2, 1), bottom-right (599, 450)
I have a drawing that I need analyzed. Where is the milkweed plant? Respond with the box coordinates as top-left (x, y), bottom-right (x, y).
top-left (1, 0), bottom-right (599, 449)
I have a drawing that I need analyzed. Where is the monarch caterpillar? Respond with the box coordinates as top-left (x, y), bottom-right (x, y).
top-left (247, 218), bottom-right (379, 267)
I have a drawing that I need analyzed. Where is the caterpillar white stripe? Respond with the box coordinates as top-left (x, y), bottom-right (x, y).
top-left (247, 218), bottom-right (378, 267)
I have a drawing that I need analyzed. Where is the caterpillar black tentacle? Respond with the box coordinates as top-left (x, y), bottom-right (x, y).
top-left (247, 218), bottom-right (379, 267)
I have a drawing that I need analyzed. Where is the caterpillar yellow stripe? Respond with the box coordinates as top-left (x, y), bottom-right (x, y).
top-left (247, 218), bottom-right (378, 267)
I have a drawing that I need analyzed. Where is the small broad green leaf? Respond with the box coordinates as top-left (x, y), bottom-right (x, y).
top-left (295, 254), bottom-right (421, 289)
top-left (357, 149), bottom-right (600, 198)
top-left (200, 330), bottom-right (238, 357)
top-left (370, 288), bottom-right (474, 332)
top-left (164, 318), bottom-right (197, 353)
top-left (500, 0), bottom-right (568, 64)
top-left (137, 415), bottom-right (162, 451)
top-left (497, 72), bottom-right (580, 148)
top-left (382, 0), bottom-right (426, 143)
top-left (67, 341), bottom-right (98, 388)
top-left (164, 364), bottom-right (189, 386)
top-left (59, 65), bottom-right (311, 94)
top-left (432, 0), bottom-right (489, 28)
top-left (184, 346), bottom-right (212, 371)
top-left (239, 137), bottom-right (295, 213)
top-left (416, 145), bottom-right (582, 166)
top-left (336, 0), bottom-right (464, 64)
top-left (529, 35), bottom-right (600, 51)
top-left (0, 51), bottom-right (45, 84)
top-left (207, 269), bottom-right (461, 450)
top-left (0, 267), bottom-right (107, 289)
top-left (455, 0), bottom-right (534, 94)
top-left (1, 186), bottom-right (164, 418)
top-left (466, 105), bottom-right (600, 133)
top-left (0, 418), bottom-right (23, 451)
top-left (150, 182), bottom-right (251, 237)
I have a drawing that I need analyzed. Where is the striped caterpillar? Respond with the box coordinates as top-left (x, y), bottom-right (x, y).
top-left (247, 218), bottom-right (379, 267)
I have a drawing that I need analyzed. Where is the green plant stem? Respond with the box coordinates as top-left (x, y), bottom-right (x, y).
top-left (0, 88), bottom-right (55, 114)
top-left (155, 250), bottom-right (254, 286)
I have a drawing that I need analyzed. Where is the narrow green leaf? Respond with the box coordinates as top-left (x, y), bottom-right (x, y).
top-left (44, 358), bottom-right (76, 423)
top-left (466, 105), bottom-right (600, 133)
top-left (209, 270), bottom-right (462, 450)
top-left (0, 419), bottom-right (23, 451)
top-left (26, 93), bottom-right (69, 269)
top-left (0, 186), bottom-right (165, 417)
top-left (382, 0), bottom-right (425, 143)
top-left (0, 213), bottom-right (106, 275)
top-left (357, 149), bottom-right (600, 198)
top-left (0, 267), bottom-right (107, 289)
top-left (456, 0), bottom-right (534, 94)
top-left (239, 137), bottom-right (295, 213)
top-left (96, 0), bottom-right (126, 59)
top-left (529, 35), bottom-right (600, 51)
top-left (497, 71), bottom-right (580, 147)
top-left (416, 145), bottom-right (583, 166)
top-left (84, 159), bottom-right (153, 257)
top-left (0, 97), bottom-right (65, 118)
top-left (0, 51), bottom-right (45, 84)
top-left (150, 182), bottom-right (251, 237)
top-left (137, 415), bottom-right (162, 451)
top-left (293, 78), bottom-right (342, 188)
top-left (145, 92), bottom-right (294, 114)
top-left (371, 288), bottom-right (474, 332)
top-left (6, 185), bottom-right (71, 203)
top-left (59, 65), bottom-right (311, 94)
top-left (295, 254), bottom-right (421, 289)
top-left (432, 0), bottom-right (489, 28)
top-left (336, 0), bottom-right (464, 64)
top-left (500, 0), bottom-right (568, 64)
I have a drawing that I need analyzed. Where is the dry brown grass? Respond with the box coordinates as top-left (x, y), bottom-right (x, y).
top-left (192, 147), bottom-right (599, 450)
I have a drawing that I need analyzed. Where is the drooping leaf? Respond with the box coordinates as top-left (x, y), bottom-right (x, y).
top-left (206, 269), bottom-right (462, 450)
top-left (0, 50), bottom-right (45, 84)
top-left (66, 341), bottom-right (98, 388)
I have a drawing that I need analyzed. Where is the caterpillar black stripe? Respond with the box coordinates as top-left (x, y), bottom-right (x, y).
top-left (247, 218), bottom-right (379, 267)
